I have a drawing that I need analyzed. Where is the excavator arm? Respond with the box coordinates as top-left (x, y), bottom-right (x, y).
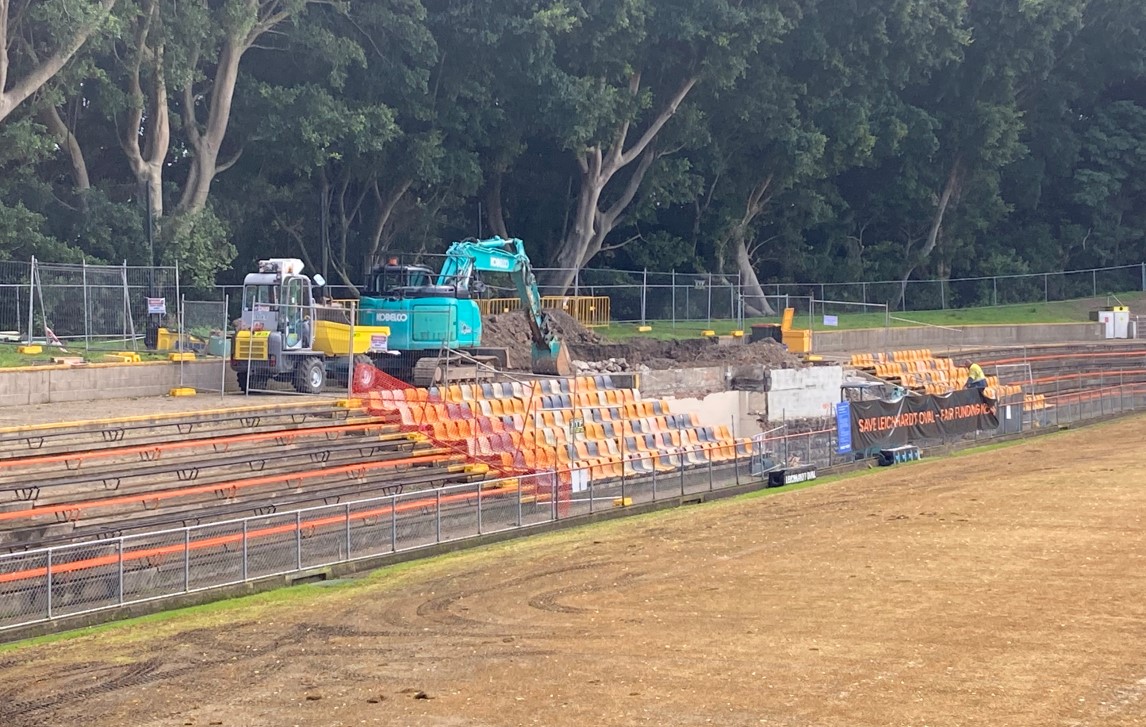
top-left (438, 237), bottom-right (572, 376)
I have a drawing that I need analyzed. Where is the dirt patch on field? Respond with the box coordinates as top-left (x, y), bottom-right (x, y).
top-left (6, 417), bottom-right (1146, 726)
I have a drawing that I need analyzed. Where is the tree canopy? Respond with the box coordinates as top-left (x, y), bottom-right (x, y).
top-left (2, 0), bottom-right (1145, 302)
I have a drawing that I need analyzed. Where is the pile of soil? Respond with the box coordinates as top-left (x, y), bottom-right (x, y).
top-left (571, 337), bottom-right (804, 371)
top-left (482, 310), bottom-right (803, 372)
top-left (482, 310), bottom-right (603, 369)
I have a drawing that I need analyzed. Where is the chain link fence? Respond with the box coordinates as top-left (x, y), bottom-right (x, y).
top-left (3, 375), bottom-right (1143, 633)
top-left (531, 263), bottom-right (1146, 325)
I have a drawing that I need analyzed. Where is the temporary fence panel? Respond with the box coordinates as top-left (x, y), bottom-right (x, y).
top-left (25, 259), bottom-right (179, 354)
top-left (178, 297), bottom-right (231, 395)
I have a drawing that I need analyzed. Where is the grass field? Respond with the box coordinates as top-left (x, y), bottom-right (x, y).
top-left (0, 342), bottom-right (174, 367)
top-left (601, 291), bottom-right (1146, 340)
top-left (4, 417), bottom-right (1146, 726)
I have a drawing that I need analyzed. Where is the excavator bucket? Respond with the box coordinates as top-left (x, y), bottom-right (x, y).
top-left (531, 343), bottom-right (574, 377)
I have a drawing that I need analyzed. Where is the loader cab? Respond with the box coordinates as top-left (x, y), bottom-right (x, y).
top-left (240, 259), bottom-right (315, 351)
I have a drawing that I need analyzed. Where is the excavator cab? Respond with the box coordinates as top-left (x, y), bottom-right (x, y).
top-left (365, 261), bottom-right (456, 299)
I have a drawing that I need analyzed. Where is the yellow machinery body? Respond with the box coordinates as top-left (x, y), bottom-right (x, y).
top-left (311, 320), bottom-right (391, 357)
top-left (779, 307), bottom-right (813, 353)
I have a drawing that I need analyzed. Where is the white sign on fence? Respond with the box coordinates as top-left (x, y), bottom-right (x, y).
top-left (147, 298), bottom-right (167, 315)
top-left (823, 314), bottom-right (838, 327)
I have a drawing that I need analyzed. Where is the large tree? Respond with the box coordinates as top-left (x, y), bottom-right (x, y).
top-left (526, 0), bottom-right (792, 292)
top-left (0, 0), bottom-right (118, 122)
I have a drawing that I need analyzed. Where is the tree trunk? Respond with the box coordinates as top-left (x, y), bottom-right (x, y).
top-left (176, 39), bottom-right (243, 216)
top-left (735, 236), bottom-right (776, 317)
top-left (541, 73), bottom-right (698, 293)
top-left (119, 0), bottom-right (169, 224)
top-left (898, 160), bottom-right (961, 310)
top-left (484, 171), bottom-right (509, 239)
top-left (728, 175), bottom-right (777, 317)
top-left (39, 104), bottom-right (91, 199)
top-left (363, 178), bottom-right (411, 273)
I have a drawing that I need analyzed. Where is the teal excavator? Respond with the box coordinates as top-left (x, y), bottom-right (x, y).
top-left (357, 237), bottom-right (573, 384)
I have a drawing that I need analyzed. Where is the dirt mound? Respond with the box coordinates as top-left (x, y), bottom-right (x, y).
top-left (482, 311), bottom-right (801, 372)
top-left (570, 337), bottom-right (803, 371)
top-left (482, 310), bottom-right (603, 369)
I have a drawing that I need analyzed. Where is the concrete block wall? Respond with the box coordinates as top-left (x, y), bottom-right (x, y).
top-left (765, 366), bottom-right (844, 421)
top-left (660, 389), bottom-right (767, 438)
top-left (813, 322), bottom-right (1104, 354)
top-left (639, 366), bottom-right (727, 397)
top-left (0, 360), bottom-right (236, 407)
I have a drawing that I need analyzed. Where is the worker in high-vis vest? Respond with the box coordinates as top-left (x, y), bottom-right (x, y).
top-left (964, 362), bottom-right (988, 390)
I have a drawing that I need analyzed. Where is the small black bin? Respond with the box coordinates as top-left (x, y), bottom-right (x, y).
top-left (750, 323), bottom-right (784, 344)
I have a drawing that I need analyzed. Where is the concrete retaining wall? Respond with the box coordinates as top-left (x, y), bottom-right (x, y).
top-left (0, 359), bottom-right (236, 406)
top-left (657, 365), bottom-right (844, 430)
top-left (660, 389), bottom-right (766, 437)
top-left (639, 366), bottom-right (727, 397)
top-left (813, 322), bottom-right (1105, 354)
top-left (766, 366), bottom-right (844, 420)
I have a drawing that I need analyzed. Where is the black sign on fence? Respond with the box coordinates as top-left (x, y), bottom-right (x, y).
top-left (849, 389), bottom-right (999, 451)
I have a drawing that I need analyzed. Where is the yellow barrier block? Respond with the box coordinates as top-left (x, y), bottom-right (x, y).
top-left (168, 387), bottom-right (197, 397)
top-left (701, 330), bottom-right (716, 337)
top-left (167, 352), bottom-right (196, 362)
top-left (637, 325), bottom-right (653, 333)
top-left (613, 497), bottom-right (632, 508)
top-left (730, 330), bottom-right (744, 338)
top-left (105, 352), bottom-right (142, 363)
top-left (17, 345), bottom-right (42, 354)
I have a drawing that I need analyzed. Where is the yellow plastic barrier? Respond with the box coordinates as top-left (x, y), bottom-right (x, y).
top-left (475, 296), bottom-right (611, 328)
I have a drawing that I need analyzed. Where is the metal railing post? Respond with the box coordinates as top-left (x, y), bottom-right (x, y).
top-left (477, 481), bottom-right (483, 534)
top-left (221, 294), bottom-right (230, 399)
top-left (118, 540), bottom-right (125, 605)
top-left (391, 495), bottom-right (397, 552)
top-left (46, 548), bottom-right (53, 620)
top-left (641, 268), bottom-right (648, 325)
top-left (344, 503), bottom-right (352, 559)
top-left (295, 511), bottom-right (302, 571)
top-left (242, 520), bottom-right (249, 580)
top-left (552, 472), bottom-right (558, 522)
top-left (435, 489), bottom-right (442, 543)
top-left (183, 530), bottom-right (190, 592)
top-left (708, 457), bottom-right (713, 491)
top-left (347, 300), bottom-right (356, 400)
top-left (588, 474), bottom-right (594, 514)
top-left (652, 463), bottom-right (657, 502)
top-left (679, 456), bottom-right (685, 497)
top-left (517, 477), bottom-right (523, 527)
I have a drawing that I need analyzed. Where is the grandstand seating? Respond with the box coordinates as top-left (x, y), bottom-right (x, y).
top-left (355, 372), bottom-right (754, 484)
top-left (0, 402), bottom-right (486, 552)
top-left (850, 350), bottom-right (1046, 411)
